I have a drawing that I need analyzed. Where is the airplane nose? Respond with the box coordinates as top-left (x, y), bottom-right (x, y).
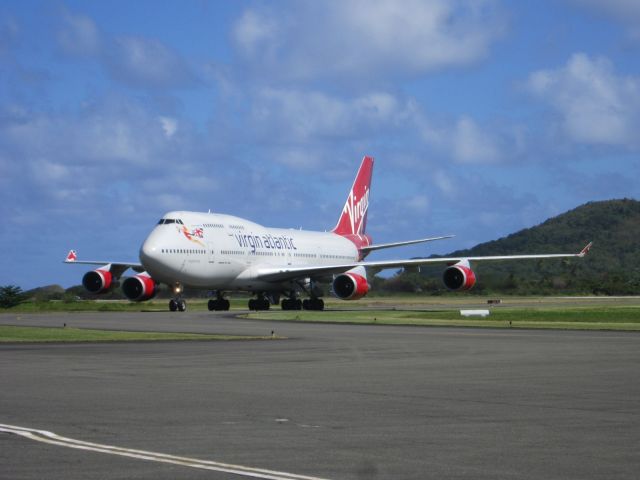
top-left (140, 236), bottom-right (159, 264)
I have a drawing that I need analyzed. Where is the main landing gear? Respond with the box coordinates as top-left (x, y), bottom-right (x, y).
top-left (169, 283), bottom-right (187, 312)
top-left (248, 296), bottom-right (270, 311)
top-left (249, 293), bottom-right (270, 310)
top-left (208, 292), bottom-right (230, 311)
top-left (302, 297), bottom-right (324, 311)
top-left (281, 298), bottom-right (302, 310)
top-left (281, 295), bottom-right (324, 311)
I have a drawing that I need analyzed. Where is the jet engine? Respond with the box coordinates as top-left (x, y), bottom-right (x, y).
top-left (443, 263), bottom-right (476, 291)
top-left (82, 269), bottom-right (113, 294)
top-left (122, 274), bottom-right (157, 301)
top-left (332, 273), bottom-right (369, 300)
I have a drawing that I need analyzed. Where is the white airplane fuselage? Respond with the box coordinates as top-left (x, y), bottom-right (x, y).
top-left (140, 211), bottom-right (360, 291)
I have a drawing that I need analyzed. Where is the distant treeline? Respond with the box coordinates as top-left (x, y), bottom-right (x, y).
top-left (384, 198), bottom-right (640, 296)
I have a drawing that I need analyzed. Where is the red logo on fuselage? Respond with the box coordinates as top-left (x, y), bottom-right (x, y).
top-left (179, 226), bottom-right (205, 246)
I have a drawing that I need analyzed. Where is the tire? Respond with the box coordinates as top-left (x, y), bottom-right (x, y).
top-left (178, 299), bottom-right (187, 312)
top-left (208, 300), bottom-right (216, 311)
top-left (169, 299), bottom-right (178, 312)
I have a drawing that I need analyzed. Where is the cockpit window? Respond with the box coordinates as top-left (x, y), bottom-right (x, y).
top-left (158, 218), bottom-right (183, 225)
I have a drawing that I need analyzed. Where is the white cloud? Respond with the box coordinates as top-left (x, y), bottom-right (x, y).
top-left (106, 36), bottom-right (197, 89)
top-left (57, 11), bottom-right (101, 57)
top-left (244, 87), bottom-right (513, 167)
top-left (572, 0), bottom-right (640, 39)
top-left (421, 115), bottom-right (505, 164)
top-left (233, 9), bottom-right (280, 57)
top-left (56, 10), bottom-right (197, 90)
top-left (451, 116), bottom-right (502, 164)
top-left (526, 53), bottom-right (640, 148)
top-left (232, 0), bottom-right (505, 81)
top-left (405, 194), bottom-right (430, 212)
top-left (159, 116), bottom-right (178, 138)
top-left (433, 170), bottom-right (455, 196)
top-left (249, 88), bottom-right (415, 144)
top-left (0, 97), bottom-right (187, 219)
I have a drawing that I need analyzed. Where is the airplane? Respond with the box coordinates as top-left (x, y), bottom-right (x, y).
top-left (65, 156), bottom-right (592, 312)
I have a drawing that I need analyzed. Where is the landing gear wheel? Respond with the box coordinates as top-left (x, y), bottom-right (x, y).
top-left (169, 299), bottom-right (178, 312)
top-left (302, 298), bottom-right (324, 311)
top-left (216, 299), bottom-right (230, 311)
top-left (208, 298), bottom-right (231, 311)
top-left (177, 299), bottom-right (187, 312)
top-left (249, 298), bottom-right (270, 310)
top-left (282, 298), bottom-right (303, 310)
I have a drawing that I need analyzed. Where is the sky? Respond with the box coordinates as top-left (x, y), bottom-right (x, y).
top-left (1, 0), bottom-right (639, 290)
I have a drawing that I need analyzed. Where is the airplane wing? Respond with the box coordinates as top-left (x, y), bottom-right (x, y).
top-left (359, 235), bottom-right (454, 254)
top-left (254, 242), bottom-right (593, 283)
top-left (63, 250), bottom-right (145, 275)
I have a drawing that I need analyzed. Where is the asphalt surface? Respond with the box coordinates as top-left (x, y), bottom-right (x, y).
top-left (1, 311), bottom-right (639, 479)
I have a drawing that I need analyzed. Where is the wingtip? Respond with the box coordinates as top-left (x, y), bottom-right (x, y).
top-left (64, 249), bottom-right (77, 263)
top-left (578, 241), bottom-right (593, 257)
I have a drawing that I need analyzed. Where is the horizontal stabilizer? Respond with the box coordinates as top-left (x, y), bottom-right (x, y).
top-left (63, 250), bottom-right (144, 274)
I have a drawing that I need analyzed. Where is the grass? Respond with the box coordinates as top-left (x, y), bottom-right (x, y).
top-left (0, 325), bottom-right (279, 343)
top-left (245, 305), bottom-right (640, 331)
top-left (3, 296), bottom-right (640, 331)
top-left (4, 298), bottom-right (250, 313)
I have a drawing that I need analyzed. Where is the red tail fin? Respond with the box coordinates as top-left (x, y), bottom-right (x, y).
top-left (332, 156), bottom-right (374, 236)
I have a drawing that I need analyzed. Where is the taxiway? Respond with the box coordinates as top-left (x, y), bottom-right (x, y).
top-left (1, 312), bottom-right (639, 479)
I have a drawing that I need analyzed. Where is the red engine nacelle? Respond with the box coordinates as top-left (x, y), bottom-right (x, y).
top-left (332, 273), bottom-right (369, 300)
top-left (122, 275), bottom-right (157, 301)
top-left (82, 269), bottom-right (113, 294)
top-left (443, 264), bottom-right (476, 291)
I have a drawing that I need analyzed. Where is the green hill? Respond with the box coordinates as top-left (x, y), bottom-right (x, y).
top-left (391, 199), bottom-right (640, 295)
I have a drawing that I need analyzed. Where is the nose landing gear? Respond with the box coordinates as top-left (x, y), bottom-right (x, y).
top-left (169, 298), bottom-right (187, 312)
top-left (169, 283), bottom-right (187, 312)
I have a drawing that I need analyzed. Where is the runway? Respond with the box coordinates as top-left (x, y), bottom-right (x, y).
top-left (1, 312), bottom-right (640, 479)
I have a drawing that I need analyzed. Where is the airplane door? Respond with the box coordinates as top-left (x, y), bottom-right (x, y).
top-left (208, 242), bottom-right (215, 264)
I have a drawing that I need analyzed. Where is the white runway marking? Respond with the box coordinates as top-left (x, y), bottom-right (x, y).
top-left (0, 423), bottom-right (330, 480)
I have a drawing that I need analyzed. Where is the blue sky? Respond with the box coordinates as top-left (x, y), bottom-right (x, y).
top-left (1, 0), bottom-right (639, 289)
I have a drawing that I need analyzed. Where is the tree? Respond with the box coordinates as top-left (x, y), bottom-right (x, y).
top-left (0, 285), bottom-right (27, 308)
